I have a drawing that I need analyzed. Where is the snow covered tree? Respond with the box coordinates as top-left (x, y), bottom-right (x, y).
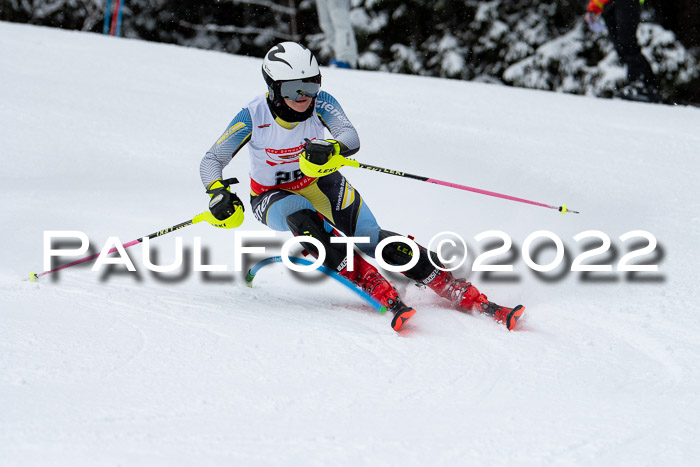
top-left (350, 0), bottom-right (699, 103)
top-left (502, 12), bottom-right (699, 101)
top-left (2, 0), bottom-right (698, 103)
top-left (0, 0), bottom-right (105, 31)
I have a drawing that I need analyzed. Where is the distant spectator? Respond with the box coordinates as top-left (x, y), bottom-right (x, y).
top-left (315, 0), bottom-right (358, 69)
top-left (585, 0), bottom-right (661, 103)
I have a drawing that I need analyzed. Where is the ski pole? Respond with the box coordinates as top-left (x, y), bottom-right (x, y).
top-left (30, 178), bottom-right (241, 282)
top-left (109, 0), bottom-right (122, 36)
top-left (29, 210), bottom-right (224, 282)
top-left (357, 161), bottom-right (579, 214)
top-left (102, 0), bottom-right (112, 35)
top-left (114, 0), bottom-right (124, 37)
top-left (319, 155), bottom-right (579, 215)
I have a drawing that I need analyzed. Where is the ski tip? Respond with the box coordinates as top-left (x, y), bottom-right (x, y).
top-left (506, 305), bottom-right (525, 331)
top-left (244, 270), bottom-right (255, 287)
top-left (391, 307), bottom-right (416, 332)
top-left (29, 272), bottom-right (39, 282)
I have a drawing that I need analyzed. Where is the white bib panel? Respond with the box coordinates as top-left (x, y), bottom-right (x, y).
top-left (247, 95), bottom-right (325, 188)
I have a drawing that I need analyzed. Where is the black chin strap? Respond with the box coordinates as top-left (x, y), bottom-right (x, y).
top-left (266, 96), bottom-right (315, 123)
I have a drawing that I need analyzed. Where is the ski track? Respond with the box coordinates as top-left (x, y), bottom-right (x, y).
top-left (3, 273), bottom-right (700, 464)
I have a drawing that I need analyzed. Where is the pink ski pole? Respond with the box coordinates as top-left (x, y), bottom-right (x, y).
top-left (352, 161), bottom-right (579, 214)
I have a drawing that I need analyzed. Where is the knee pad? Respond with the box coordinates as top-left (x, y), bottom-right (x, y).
top-left (286, 209), bottom-right (347, 271)
top-left (378, 230), bottom-right (441, 282)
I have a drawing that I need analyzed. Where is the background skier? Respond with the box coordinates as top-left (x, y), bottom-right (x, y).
top-left (585, 0), bottom-right (661, 102)
top-left (315, 0), bottom-right (358, 68)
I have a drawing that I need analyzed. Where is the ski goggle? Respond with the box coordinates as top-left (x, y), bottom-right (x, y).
top-left (279, 77), bottom-right (321, 101)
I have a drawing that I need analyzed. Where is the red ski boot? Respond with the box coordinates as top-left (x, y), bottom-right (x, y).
top-left (341, 255), bottom-right (416, 331)
top-left (422, 269), bottom-right (481, 308)
top-left (423, 270), bottom-right (524, 330)
top-left (389, 300), bottom-right (416, 332)
top-left (472, 295), bottom-right (525, 331)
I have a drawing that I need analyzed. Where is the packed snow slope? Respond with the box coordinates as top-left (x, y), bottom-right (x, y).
top-left (2, 22), bottom-right (700, 466)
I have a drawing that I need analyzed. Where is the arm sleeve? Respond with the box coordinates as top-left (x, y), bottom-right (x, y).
top-left (315, 91), bottom-right (360, 156)
top-left (587, 0), bottom-right (610, 14)
top-left (199, 108), bottom-right (253, 188)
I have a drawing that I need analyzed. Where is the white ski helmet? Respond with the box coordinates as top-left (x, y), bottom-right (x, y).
top-left (262, 42), bottom-right (321, 102)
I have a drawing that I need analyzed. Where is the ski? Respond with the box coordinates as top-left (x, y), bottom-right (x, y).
top-left (246, 255), bottom-right (393, 316)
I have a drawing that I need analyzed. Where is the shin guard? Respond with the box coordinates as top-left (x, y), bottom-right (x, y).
top-left (286, 209), bottom-right (348, 273)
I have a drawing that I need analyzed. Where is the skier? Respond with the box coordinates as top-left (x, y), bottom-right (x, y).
top-left (585, 0), bottom-right (661, 103)
top-left (315, 0), bottom-right (358, 68)
top-left (199, 42), bottom-right (524, 331)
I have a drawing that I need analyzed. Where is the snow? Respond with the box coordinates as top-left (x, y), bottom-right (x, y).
top-left (2, 21), bottom-right (700, 466)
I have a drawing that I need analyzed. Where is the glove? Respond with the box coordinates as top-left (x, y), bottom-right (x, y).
top-left (206, 178), bottom-right (245, 228)
top-left (585, 12), bottom-right (605, 33)
top-left (302, 139), bottom-right (341, 165)
top-left (586, 0), bottom-right (607, 15)
top-left (299, 138), bottom-right (343, 177)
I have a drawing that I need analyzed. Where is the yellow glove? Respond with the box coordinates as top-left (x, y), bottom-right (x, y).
top-left (299, 139), bottom-right (346, 177)
top-left (205, 178), bottom-right (244, 229)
